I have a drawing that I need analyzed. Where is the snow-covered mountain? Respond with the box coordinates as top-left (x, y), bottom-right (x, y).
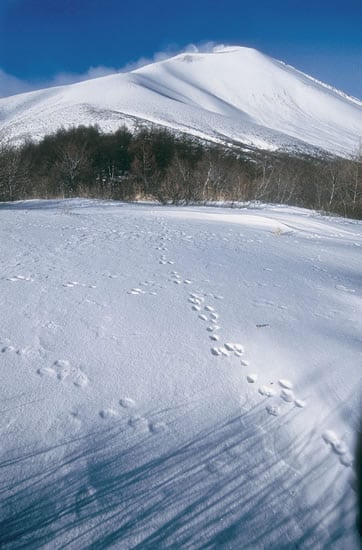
top-left (1, 46), bottom-right (362, 156)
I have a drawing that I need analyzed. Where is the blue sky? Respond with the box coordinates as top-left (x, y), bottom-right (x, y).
top-left (0, 0), bottom-right (361, 98)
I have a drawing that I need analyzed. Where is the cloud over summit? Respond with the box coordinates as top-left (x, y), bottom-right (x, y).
top-left (0, 43), bottom-right (230, 98)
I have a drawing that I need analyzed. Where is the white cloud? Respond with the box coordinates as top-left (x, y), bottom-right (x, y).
top-left (0, 68), bottom-right (33, 98)
top-left (0, 43), bottom-right (232, 98)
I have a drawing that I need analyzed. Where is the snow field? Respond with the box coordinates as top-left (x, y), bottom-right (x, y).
top-left (0, 199), bottom-right (360, 548)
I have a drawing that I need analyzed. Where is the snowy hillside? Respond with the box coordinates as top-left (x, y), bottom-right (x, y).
top-left (0, 199), bottom-right (360, 548)
top-left (1, 46), bottom-right (362, 156)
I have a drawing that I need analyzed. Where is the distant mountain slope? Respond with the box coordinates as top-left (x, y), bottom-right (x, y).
top-left (1, 46), bottom-right (361, 156)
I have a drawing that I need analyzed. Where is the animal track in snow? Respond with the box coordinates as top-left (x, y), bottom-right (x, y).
top-left (190, 293), bottom-right (204, 303)
top-left (37, 366), bottom-right (56, 377)
top-left (1, 345), bottom-right (16, 353)
top-left (119, 397), bottom-right (136, 409)
top-left (128, 288), bottom-right (146, 295)
top-left (322, 430), bottom-right (352, 466)
top-left (128, 280), bottom-right (163, 296)
top-left (278, 379), bottom-right (293, 390)
top-left (211, 346), bottom-right (230, 357)
top-left (37, 359), bottom-right (70, 380)
top-left (198, 314), bottom-right (208, 321)
top-left (99, 408), bottom-right (119, 420)
top-left (280, 388), bottom-right (295, 403)
top-left (207, 325), bottom-right (220, 332)
top-left (73, 371), bottom-right (89, 388)
top-left (266, 404), bottom-right (280, 416)
top-left (128, 415), bottom-right (149, 430)
top-left (36, 359), bottom-right (88, 387)
top-left (7, 275), bottom-right (33, 282)
top-left (224, 343), bottom-right (245, 355)
top-left (246, 374), bottom-right (258, 383)
top-left (258, 385), bottom-right (277, 397)
top-left (63, 281), bottom-right (96, 289)
top-left (149, 421), bottom-right (167, 434)
top-left (322, 430), bottom-right (340, 446)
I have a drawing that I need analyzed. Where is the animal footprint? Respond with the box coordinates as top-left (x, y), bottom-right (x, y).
top-left (322, 430), bottom-right (351, 463)
top-left (211, 346), bottom-right (229, 357)
top-left (53, 359), bottom-right (71, 380)
top-left (73, 371), bottom-right (89, 388)
top-left (119, 397), bottom-right (136, 409)
top-left (37, 359), bottom-right (87, 387)
top-left (128, 288), bottom-right (145, 295)
top-left (207, 325), bottom-right (220, 332)
top-left (1, 345), bottom-right (15, 353)
top-left (280, 388), bottom-right (295, 403)
top-left (266, 404), bottom-right (280, 416)
top-left (278, 379), bottom-right (293, 389)
top-left (148, 421), bottom-right (167, 434)
top-left (99, 408), bottom-right (119, 420)
top-left (128, 415), bottom-right (149, 430)
top-left (224, 343), bottom-right (244, 356)
top-left (8, 275), bottom-right (32, 282)
top-left (37, 366), bottom-right (56, 377)
top-left (258, 385), bottom-right (277, 397)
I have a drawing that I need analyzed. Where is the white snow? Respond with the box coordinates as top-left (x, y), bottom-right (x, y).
top-left (0, 198), bottom-right (361, 548)
top-left (1, 46), bottom-right (361, 156)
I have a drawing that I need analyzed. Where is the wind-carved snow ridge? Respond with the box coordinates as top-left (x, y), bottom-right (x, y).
top-left (0, 46), bottom-right (361, 156)
top-left (274, 57), bottom-right (362, 107)
top-left (0, 199), bottom-right (360, 548)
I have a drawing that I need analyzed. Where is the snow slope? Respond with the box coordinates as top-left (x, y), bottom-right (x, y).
top-left (1, 46), bottom-right (362, 156)
top-left (0, 199), bottom-right (361, 548)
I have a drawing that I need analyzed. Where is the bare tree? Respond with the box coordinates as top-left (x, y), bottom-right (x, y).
top-left (0, 134), bottom-right (27, 201)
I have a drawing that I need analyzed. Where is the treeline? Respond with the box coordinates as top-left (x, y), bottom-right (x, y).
top-left (0, 125), bottom-right (361, 217)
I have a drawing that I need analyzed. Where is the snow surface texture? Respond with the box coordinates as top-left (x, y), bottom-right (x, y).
top-left (1, 46), bottom-right (362, 156)
top-left (0, 199), bottom-right (361, 548)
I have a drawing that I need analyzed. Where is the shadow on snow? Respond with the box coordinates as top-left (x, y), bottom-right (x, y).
top-left (0, 402), bottom-right (358, 549)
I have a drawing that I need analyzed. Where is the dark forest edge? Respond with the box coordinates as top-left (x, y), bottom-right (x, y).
top-left (0, 125), bottom-right (361, 218)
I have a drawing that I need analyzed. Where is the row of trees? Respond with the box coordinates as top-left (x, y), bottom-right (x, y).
top-left (0, 125), bottom-right (361, 218)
